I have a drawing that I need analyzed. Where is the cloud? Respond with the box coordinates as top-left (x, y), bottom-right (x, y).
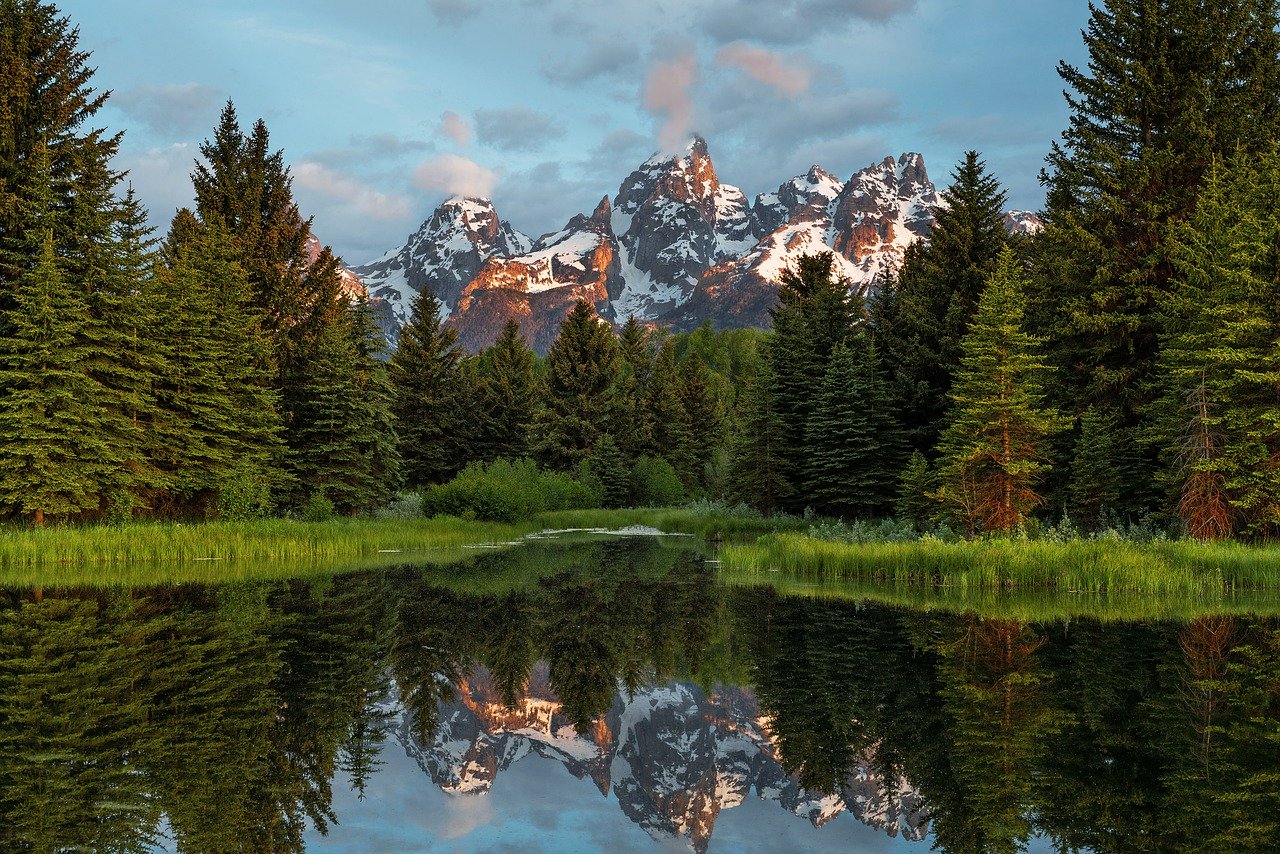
top-left (643, 52), bottom-right (699, 153)
top-left (474, 106), bottom-right (565, 152)
top-left (700, 0), bottom-right (917, 44)
top-left (496, 160), bottom-right (599, 237)
top-left (426, 0), bottom-right (481, 24)
top-left (714, 43), bottom-right (811, 96)
top-left (112, 83), bottom-right (225, 138)
top-left (436, 111), bottom-right (473, 146)
top-left (293, 162), bottom-right (412, 221)
top-left (116, 142), bottom-right (198, 225)
top-left (412, 154), bottom-right (497, 198)
top-left (541, 35), bottom-right (642, 85)
top-left (584, 128), bottom-right (653, 180)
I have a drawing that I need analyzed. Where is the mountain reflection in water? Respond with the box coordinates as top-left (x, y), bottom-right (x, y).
top-left (2, 535), bottom-right (1279, 852)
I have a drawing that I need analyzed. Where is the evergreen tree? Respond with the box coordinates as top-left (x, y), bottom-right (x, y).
top-left (766, 252), bottom-right (862, 508)
top-left (1036, 0), bottom-right (1280, 500)
top-left (895, 450), bottom-right (936, 531)
top-left (645, 338), bottom-right (694, 480)
top-left (389, 291), bottom-right (465, 487)
top-left (615, 316), bottom-right (656, 458)
top-left (473, 319), bottom-right (535, 462)
top-left (803, 341), bottom-right (905, 517)
top-left (151, 217), bottom-right (284, 514)
top-left (881, 152), bottom-right (1009, 454)
top-left (729, 360), bottom-right (793, 515)
top-left (1151, 153), bottom-right (1280, 537)
top-left (0, 0), bottom-right (122, 298)
top-left (285, 304), bottom-right (400, 514)
top-left (1067, 407), bottom-right (1122, 531)
top-left (190, 102), bottom-right (342, 371)
top-left (531, 300), bottom-right (620, 470)
top-left (0, 231), bottom-right (112, 523)
top-left (678, 354), bottom-right (719, 494)
top-left (583, 433), bottom-right (630, 509)
top-left (936, 249), bottom-right (1058, 535)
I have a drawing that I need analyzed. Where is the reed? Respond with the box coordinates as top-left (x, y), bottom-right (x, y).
top-left (721, 533), bottom-right (1280, 595)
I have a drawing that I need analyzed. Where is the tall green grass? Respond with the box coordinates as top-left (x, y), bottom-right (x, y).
top-left (722, 532), bottom-right (1280, 595)
top-left (0, 516), bottom-right (543, 588)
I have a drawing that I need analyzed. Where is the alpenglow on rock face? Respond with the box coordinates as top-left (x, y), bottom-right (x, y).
top-left (355, 138), bottom-right (1025, 353)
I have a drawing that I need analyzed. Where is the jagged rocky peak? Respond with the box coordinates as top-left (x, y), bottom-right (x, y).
top-left (1003, 209), bottom-right (1045, 235)
top-left (351, 195), bottom-right (531, 340)
top-left (752, 164), bottom-right (845, 234)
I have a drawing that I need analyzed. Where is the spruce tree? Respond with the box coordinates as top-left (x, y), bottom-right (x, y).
top-left (473, 319), bottom-right (535, 462)
top-left (882, 152), bottom-right (1009, 454)
top-left (0, 231), bottom-right (112, 523)
top-left (936, 249), bottom-right (1059, 535)
top-left (895, 450), bottom-right (936, 531)
top-left (285, 304), bottom-right (400, 514)
top-left (1037, 0), bottom-right (1280, 501)
top-left (1151, 153), bottom-right (1280, 537)
top-left (678, 354), bottom-right (719, 494)
top-left (0, 0), bottom-right (122, 299)
top-left (645, 338), bottom-right (694, 481)
top-left (191, 102), bottom-right (342, 370)
top-left (389, 291), bottom-right (464, 487)
top-left (615, 315), bottom-right (656, 458)
top-left (766, 252), bottom-right (861, 509)
top-left (1067, 407), bottom-right (1122, 531)
top-left (803, 341), bottom-right (905, 518)
top-left (729, 360), bottom-right (793, 515)
top-left (151, 218), bottom-right (284, 514)
top-left (531, 300), bottom-right (620, 471)
top-left (584, 433), bottom-right (630, 509)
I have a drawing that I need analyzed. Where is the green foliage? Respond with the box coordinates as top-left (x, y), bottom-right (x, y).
top-left (936, 249), bottom-right (1059, 535)
top-left (1067, 407), bottom-right (1122, 531)
top-left (389, 291), bottom-right (465, 487)
top-left (217, 468), bottom-right (273, 522)
top-left (728, 359), bottom-right (793, 515)
top-left (895, 450), bottom-right (937, 531)
top-left (420, 458), bottom-right (598, 522)
top-left (802, 341), bottom-right (905, 517)
top-left (472, 319), bottom-right (536, 462)
top-left (630, 456), bottom-right (686, 507)
top-left (301, 492), bottom-right (336, 522)
top-left (532, 300), bottom-right (621, 470)
top-left (581, 434), bottom-right (630, 509)
top-left (877, 151), bottom-right (1010, 454)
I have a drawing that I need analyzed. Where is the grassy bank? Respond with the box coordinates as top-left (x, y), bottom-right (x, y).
top-left (0, 506), bottom-right (790, 588)
top-left (721, 532), bottom-right (1280, 595)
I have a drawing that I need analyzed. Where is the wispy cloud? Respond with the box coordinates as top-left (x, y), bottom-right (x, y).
top-left (643, 52), bottom-right (699, 153)
top-left (714, 43), bottom-right (811, 96)
top-left (436, 111), bottom-right (473, 146)
top-left (412, 154), bottom-right (497, 198)
top-left (294, 162), bottom-right (412, 221)
top-left (112, 83), bottom-right (225, 138)
top-left (474, 106), bottom-right (565, 152)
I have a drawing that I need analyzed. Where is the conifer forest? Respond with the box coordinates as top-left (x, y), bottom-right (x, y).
top-left (4, 0), bottom-right (1280, 546)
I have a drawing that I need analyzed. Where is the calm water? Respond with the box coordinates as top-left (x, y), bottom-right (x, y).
top-left (4, 534), bottom-right (1279, 852)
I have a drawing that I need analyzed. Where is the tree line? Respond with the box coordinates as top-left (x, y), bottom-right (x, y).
top-left (7, 0), bottom-right (1280, 539)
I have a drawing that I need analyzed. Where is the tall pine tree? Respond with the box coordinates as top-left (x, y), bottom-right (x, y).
top-left (389, 291), bottom-right (465, 487)
top-left (936, 249), bottom-right (1059, 535)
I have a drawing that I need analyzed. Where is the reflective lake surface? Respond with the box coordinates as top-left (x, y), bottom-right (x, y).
top-left (4, 534), bottom-right (1280, 852)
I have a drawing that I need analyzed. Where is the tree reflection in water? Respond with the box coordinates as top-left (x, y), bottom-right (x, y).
top-left (2, 536), bottom-right (1279, 851)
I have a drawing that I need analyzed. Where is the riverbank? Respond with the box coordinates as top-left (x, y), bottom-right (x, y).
top-left (0, 507), bottom-right (800, 588)
top-left (720, 532), bottom-right (1280, 595)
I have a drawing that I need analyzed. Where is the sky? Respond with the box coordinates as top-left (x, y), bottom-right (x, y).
top-left (62, 0), bottom-right (1091, 266)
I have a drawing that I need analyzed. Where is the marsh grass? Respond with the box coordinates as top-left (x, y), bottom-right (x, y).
top-left (722, 532), bottom-right (1280, 595)
top-left (0, 516), bottom-right (543, 588)
top-left (0, 507), bottom-right (753, 588)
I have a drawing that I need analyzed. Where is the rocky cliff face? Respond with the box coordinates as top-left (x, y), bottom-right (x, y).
top-left (392, 665), bottom-right (928, 852)
top-left (359, 138), bottom-right (1035, 353)
top-left (351, 197), bottom-right (530, 344)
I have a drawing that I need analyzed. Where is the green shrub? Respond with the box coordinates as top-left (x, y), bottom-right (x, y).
top-left (631, 456), bottom-right (685, 506)
top-left (217, 469), bottom-right (272, 521)
top-left (301, 492), bottom-right (335, 522)
top-left (421, 458), bottom-right (598, 522)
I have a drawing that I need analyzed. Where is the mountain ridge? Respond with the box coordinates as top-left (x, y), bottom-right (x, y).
top-left (350, 138), bottom-right (1042, 353)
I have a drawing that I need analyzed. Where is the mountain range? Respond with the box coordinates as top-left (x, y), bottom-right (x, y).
top-left (391, 664), bottom-right (928, 852)
top-left (343, 139), bottom-right (1042, 353)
